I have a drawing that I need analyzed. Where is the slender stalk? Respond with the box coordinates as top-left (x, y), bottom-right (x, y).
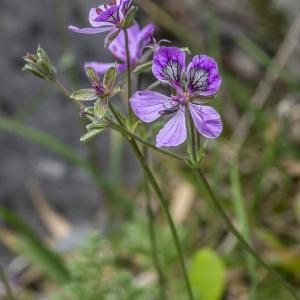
top-left (53, 79), bottom-right (85, 110)
top-left (196, 168), bottom-right (300, 300)
top-left (108, 103), bottom-right (194, 299)
top-left (187, 112), bottom-right (197, 162)
top-left (143, 147), bottom-right (167, 300)
top-left (110, 121), bottom-right (182, 161)
top-left (123, 28), bottom-right (134, 123)
top-left (230, 161), bottom-right (257, 300)
top-left (0, 264), bottom-right (15, 300)
top-left (129, 140), bottom-right (194, 300)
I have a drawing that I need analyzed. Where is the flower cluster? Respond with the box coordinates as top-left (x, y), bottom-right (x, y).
top-left (69, 0), bottom-right (136, 46)
top-left (67, 0), bottom-right (223, 148)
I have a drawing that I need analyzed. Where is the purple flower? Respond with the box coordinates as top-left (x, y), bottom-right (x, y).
top-left (68, 0), bottom-right (133, 44)
top-left (85, 23), bottom-right (155, 74)
top-left (130, 47), bottom-right (222, 148)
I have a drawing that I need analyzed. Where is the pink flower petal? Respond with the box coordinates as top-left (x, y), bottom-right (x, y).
top-left (68, 25), bottom-right (113, 35)
top-left (189, 103), bottom-right (222, 139)
top-left (152, 47), bottom-right (186, 90)
top-left (187, 55), bottom-right (221, 96)
top-left (84, 62), bottom-right (115, 74)
top-left (130, 91), bottom-right (173, 123)
top-left (156, 107), bottom-right (187, 148)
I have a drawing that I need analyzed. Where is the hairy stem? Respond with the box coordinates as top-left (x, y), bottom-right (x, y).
top-left (0, 264), bottom-right (15, 300)
top-left (129, 140), bottom-right (194, 300)
top-left (123, 28), bottom-right (134, 123)
top-left (143, 147), bottom-right (167, 300)
top-left (196, 168), bottom-right (300, 300)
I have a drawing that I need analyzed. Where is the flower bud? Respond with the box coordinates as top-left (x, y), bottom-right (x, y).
top-left (22, 46), bottom-right (56, 81)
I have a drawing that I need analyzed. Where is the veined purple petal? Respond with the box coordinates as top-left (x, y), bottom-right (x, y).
top-left (109, 23), bottom-right (140, 61)
top-left (187, 55), bottom-right (221, 96)
top-left (189, 103), bottom-right (222, 139)
top-left (136, 24), bottom-right (155, 58)
top-left (84, 62), bottom-right (115, 74)
top-left (156, 107), bottom-right (187, 148)
top-left (94, 5), bottom-right (120, 24)
top-left (152, 47), bottom-right (186, 90)
top-left (130, 91), bottom-right (173, 123)
top-left (68, 25), bottom-right (113, 35)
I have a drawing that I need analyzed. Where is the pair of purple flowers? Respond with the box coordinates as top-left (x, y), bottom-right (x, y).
top-left (69, 1), bottom-right (223, 148)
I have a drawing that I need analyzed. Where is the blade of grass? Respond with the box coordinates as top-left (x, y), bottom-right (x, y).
top-left (0, 207), bottom-right (70, 283)
top-left (230, 161), bottom-right (257, 300)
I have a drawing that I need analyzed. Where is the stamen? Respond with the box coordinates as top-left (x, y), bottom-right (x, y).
top-left (96, 8), bottom-right (102, 14)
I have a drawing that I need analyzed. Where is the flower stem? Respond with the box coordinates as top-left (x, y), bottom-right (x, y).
top-left (0, 264), bottom-right (15, 300)
top-left (186, 110), bottom-right (197, 162)
top-left (110, 121), bottom-right (182, 161)
top-left (129, 140), bottom-right (194, 300)
top-left (196, 168), bottom-right (300, 300)
top-left (143, 147), bottom-right (167, 300)
top-left (123, 28), bottom-right (134, 124)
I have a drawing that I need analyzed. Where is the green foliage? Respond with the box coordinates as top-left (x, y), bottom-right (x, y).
top-left (50, 233), bottom-right (154, 300)
top-left (189, 248), bottom-right (226, 300)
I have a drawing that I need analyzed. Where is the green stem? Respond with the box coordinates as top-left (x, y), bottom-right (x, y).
top-left (196, 169), bottom-right (300, 300)
top-left (230, 161), bottom-right (257, 300)
top-left (187, 111), bottom-right (197, 162)
top-left (123, 28), bottom-right (134, 124)
top-left (129, 140), bottom-right (194, 300)
top-left (110, 121), bottom-right (181, 161)
top-left (0, 264), bottom-right (15, 300)
top-left (108, 102), bottom-right (193, 299)
top-left (143, 147), bottom-right (167, 300)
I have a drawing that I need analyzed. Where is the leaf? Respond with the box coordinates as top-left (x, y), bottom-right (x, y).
top-left (189, 248), bottom-right (226, 300)
top-left (103, 66), bottom-right (117, 90)
top-left (0, 207), bottom-right (70, 283)
top-left (80, 129), bottom-right (105, 143)
top-left (94, 99), bottom-right (108, 119)
top-left (123, 6), bottom-right (138, 28)
top-left (70, 89), bottom-right (98, 101)
top-left (86, 67), bottom-right (100, 86)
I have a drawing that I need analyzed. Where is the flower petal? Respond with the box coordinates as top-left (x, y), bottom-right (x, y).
top-left (156, 107), bottom-right (187, 148)
top-left (152, 46), bottom-right (185, 90)
top-left (136, 24), bottom-right (155, 58)
top-left (187, 55), bottom-right (221, 96)
top-left (84, 62), bottom-right (115, 74)
top-left (109, 23), bottom-right (140, 61)
top-left (130, 91), bottom-right (173, 123)
top-left (94, 5), bottom-right (120, 24)
top-left (68, 25), bottom-right (113, 35)
top-left (189, 103), bottom-right (222, 139)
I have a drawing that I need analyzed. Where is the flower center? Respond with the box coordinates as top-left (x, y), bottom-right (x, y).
top-left (171, 93), bottom-right (189, 105)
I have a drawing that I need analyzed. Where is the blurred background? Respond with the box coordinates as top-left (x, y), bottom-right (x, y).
top-left (1, 0), bottom-right (300, 299)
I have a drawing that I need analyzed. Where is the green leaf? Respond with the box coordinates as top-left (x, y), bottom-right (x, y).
top-left (94, 99), bottom-right (108, 119)
top-left (0, 207), bottom-right (70, 283)
top-left (80, 128), bottom-right (105, 143)
top-left (70, 89), bottom-right (98, 101)
top-left (86, 67), bottom-right (100, 86)
top-left (103, 66), bottom-right (117, 90)
top-left (123, 6), bottom-right (138, 28)
top-left (189, 248), bottom-right (226, 300)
